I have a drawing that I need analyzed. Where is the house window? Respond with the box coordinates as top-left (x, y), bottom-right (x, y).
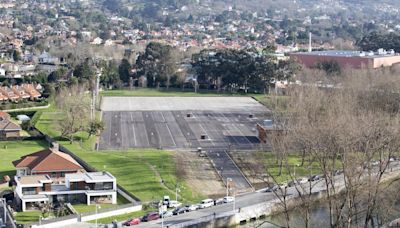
top-left (60, 172), bottom-right (65, 177)
top-left (22, 187), bottom-right (36, 195)
top-left (71, 182), bottom-right (79, 190)
top-left (51, 172), bottom-right (56, 178)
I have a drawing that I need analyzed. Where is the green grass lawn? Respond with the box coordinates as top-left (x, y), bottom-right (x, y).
top-left (261, 153), bottom-right (341, 183)
top-left (0, 140), bottom-right (49, 178)
top-left (88, 209), bottom-right (151, 224)
top-left (69, 144), bottom-right (202, 203)
top-left (72, 204), bottom-right (117, 214)
top-left (15, 210), bottom-right (54, 225)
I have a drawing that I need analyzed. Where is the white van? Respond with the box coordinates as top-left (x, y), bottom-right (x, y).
top-left (168, 200), bottom-right (182, 208)
top-left (199, 199), bottom-right (214, 209)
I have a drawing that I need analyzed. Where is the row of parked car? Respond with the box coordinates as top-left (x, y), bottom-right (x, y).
top-left (122, 196), bottom-right (235, 226)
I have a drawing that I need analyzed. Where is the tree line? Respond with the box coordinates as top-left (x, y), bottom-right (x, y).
top-left (98, 42), bottom-right (300, 93)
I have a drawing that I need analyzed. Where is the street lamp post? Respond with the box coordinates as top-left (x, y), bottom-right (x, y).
top-left (95, 204), bottom-right (101, 228)
top-left (226, 178), bottom-right (232, 197)
top-left (160, 202), bottom-right (164, 228)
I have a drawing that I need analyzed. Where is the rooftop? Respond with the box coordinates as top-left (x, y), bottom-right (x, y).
top-left (66, 171), bottom-right (115, 183)
top-left (18, 175), bottom-right (52, 185)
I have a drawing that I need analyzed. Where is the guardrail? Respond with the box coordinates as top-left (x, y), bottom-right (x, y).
top-left (169, 211), bottom-right (235, 228)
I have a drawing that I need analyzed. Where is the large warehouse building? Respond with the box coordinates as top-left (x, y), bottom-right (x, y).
top-left (290, 49), bottom-right (400, 69)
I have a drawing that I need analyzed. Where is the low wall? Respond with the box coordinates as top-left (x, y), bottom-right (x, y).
top-left (81, 204), bottom-right (142, 222)
top-left (29, 205), bottom-right (142, 228)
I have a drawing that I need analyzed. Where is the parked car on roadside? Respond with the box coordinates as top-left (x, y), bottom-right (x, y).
top-left (168, 200), bottom-right (182, 208)
top-left (172, 207), bottom-right (187, 215)
top-left (185, 204), bottom-right (198, 211)
top-left (308, 175), bottom-right (321, 182)
top-left (123, 218), bottom-right (141, 226)
top-left (265, 185), bottom-right (278, 192)
top-left (160, 210), bottom-right (173, 218)
top-left (297, 178), bottom-right (308, 184)
top-left (288, 180), bottom-right (297, 187)
top-left (198, 199), bottom-right (214, 209)
top-left (223, 196), bottom-right (235, 203)
top-left (141, 212), bottom-right (159, 222)
top-left (214, 198), bottom-right (224, 205)
top-left (163, 195), bottom-right (170, 205)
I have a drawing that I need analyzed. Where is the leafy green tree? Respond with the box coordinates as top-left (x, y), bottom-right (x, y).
top-left (87, 120), bottom-right (105, 138)
top-left (73, 61), bottom-right (94, 82)
top-left (118, 59), bottom-right (131, 84)
top-left (136, 42), bottom-right (179, 89)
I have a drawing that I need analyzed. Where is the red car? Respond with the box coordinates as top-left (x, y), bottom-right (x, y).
top-left (141, 212), bottom-right (160, 222)
top-left (123, 218), bottom-right (141, 226)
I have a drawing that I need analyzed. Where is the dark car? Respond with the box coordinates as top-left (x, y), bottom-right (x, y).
top-left (288, 180), bottom-right (297, 187)
top-left (265, 185), bottom-right (278, 192)
top-left (308, 175), bottom-right (321, 182)
top-left (172, 207), bottom-right (187, 215)
top-left (141, 212), bottom-right (159, 222)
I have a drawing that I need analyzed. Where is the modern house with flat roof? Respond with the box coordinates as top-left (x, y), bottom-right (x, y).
top-left (290, 49), bottom-right (400, 69)
top-left (14, 171), bottom-right (117, 211)
top-left (13, 144), bottom-right (117, 211)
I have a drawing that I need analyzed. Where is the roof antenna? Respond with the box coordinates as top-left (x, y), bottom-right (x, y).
top-left (308, 32), bottom-right (312, 53)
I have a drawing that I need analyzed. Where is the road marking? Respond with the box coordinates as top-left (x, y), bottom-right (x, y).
top-left (130, 113), bottom-right (137, 146)
top-left (198, 122), bottom-right (215, 146)
top-left (160, 112), bottom-right (166, 122)
top-left (165, 123), bottom-right (177, 146)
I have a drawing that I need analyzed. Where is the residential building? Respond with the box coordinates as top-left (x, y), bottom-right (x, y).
top-left (0, 112), bottom-right (21, 138)
top-left (13, 146), bottom-right (117, 211)
top-left (0, 86), bottom-right (19, 101)
top-left (14, 171), bottom-right (117, 211)
top-left (11, 85), bottom-right (30, 99)
top-left (12, 145), bottom-right (85, 178)
top-left (21, 83), bottom-right (41, 99)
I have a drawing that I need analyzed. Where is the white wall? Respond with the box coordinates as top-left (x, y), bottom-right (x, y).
top-left (30, 205), bottom-right (142, 228)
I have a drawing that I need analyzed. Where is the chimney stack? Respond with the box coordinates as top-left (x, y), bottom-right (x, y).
top-left (52, 142), bottom-right (59, 151)
top-left (308, 32), bottom-right (312, 53)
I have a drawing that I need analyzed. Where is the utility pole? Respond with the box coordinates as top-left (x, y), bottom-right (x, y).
top-left (91, 69), bottom-right (101, 121)
top-left (226, 178), bottom-right (232, 197)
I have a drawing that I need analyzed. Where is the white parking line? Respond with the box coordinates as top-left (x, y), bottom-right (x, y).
top-left (198, 122), bottom-right (215, 146)
top-left (165, 123), bottom-right (177, 147)
top-left (130, 113), bottom-right (137, 146)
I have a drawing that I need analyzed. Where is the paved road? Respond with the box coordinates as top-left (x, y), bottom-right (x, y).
top-left (132, 162), bottom-right (400, 228)
top-left (207, 149), bottom-right (253, 192)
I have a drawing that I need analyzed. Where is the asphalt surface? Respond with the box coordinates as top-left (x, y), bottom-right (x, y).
top-left (131, 162), bottom-right (400, 228)
top-left (99, 111), bottom-right (267, 151)
top-left (207, 149), bottom-right (253, 192)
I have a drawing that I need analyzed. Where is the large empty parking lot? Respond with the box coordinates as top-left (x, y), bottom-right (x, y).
top-left (99, 97), bottom-right (270, 151)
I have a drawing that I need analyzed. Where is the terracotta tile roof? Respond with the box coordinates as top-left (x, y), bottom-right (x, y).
top-left (0, 112), bottom-right (10, 119)
top-left (0, 119), bottom-right (21, 131)
top-left (13, 148), bottom-right (83, 172)
top-left (21, 84), bottom-right (41, 98)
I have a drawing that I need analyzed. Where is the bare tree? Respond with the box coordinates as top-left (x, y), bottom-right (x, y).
top-left (55, 86), bottom-right (91, 143)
